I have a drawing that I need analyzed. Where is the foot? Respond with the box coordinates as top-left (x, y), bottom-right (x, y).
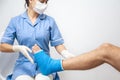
top-left (32, 44), bottom-right (63, 75)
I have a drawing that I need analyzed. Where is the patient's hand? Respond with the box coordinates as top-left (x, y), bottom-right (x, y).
top-left (32, 44), bottom-right (41, 53)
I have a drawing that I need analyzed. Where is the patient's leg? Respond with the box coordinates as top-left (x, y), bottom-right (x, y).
top-left (63, 43), bottom-right (120, 71)
top-left (32, 43), bottom-right (120, 75)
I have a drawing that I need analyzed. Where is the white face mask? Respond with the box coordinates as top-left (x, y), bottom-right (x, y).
top-left (33, 0), bottom-right (47, 14)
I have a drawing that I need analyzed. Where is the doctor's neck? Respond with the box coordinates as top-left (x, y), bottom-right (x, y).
top-left (27, 8), bottom-right (39, 20)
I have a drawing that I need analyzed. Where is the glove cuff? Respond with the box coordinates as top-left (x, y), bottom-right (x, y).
top-left (61, 50), bottom-right (75, 58)
top-left (12, 45), bottom-right (19, 52)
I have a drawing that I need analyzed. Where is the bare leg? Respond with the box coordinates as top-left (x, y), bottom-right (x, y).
top-left (63, 43), bottom-right (120, 71)
top-left (32, 43), bottom-right (120, 75)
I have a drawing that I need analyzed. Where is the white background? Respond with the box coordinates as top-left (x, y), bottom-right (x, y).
top-left (0, 0), bottom-right (120, 80)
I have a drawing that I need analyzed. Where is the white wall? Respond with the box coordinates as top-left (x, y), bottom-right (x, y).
top-left (0, 0), bottom-right (120, 80)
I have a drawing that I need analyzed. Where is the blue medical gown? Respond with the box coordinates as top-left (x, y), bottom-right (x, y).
top-left (1, 11), bottom-right (64, 80)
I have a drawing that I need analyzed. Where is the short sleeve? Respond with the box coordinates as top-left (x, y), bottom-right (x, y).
top-left (1, 18), bottom-right (16, 45)
top-left (50, 19), bottom-right (64, 46)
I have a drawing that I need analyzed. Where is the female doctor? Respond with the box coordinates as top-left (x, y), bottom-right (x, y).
top-left (0, 0), bottom-right (74, 80)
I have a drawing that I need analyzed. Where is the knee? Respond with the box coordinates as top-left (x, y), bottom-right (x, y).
top-left (15, 75), bottom-right (34, 80)
top-left (99, 43), bottom-right (112, 51)
top-left (97, 43), bottom-right (113, 58)
top-left (99, 43), bottom-right (113, 59)
top-left (35, 74), bottom-right (52, 80)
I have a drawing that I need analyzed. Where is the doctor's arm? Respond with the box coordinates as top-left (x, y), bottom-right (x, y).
top-left (55, 44), bottom-right (75, 59)
top-left (0, 43), bottom-right (14, 52)
top-left (0, 43), bottom-right (34, 63)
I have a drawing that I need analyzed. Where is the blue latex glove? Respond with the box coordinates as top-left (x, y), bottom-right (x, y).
top-left (34, 50), bottom-right (63, 75)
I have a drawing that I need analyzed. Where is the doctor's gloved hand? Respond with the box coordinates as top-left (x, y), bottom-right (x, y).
top-left (61, 50), bottom-right (75, 59)
top-left (12, 45), bottom-right (34, 64)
